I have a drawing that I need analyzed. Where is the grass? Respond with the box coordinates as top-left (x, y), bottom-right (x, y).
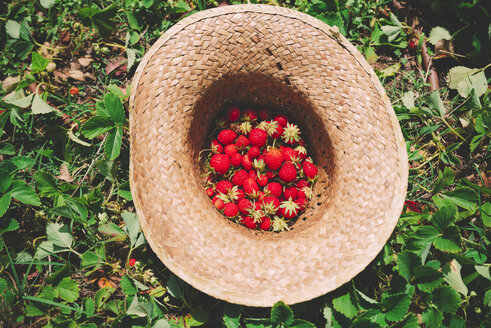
top-left (0, 0), bottom-right (490, 327)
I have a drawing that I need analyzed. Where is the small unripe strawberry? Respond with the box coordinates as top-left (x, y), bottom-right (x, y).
top-left (210, 154), bottom-right (230, 174)
top-left (249, 128), bottom-right (267, 148)
top-left (46, 62), bottom-right (56, 73)
top-left (279, 162), bottom-right (297, 183)
top-left (230, 153), bottom-right (242, 166)
top-left (248, 146), bottom-right (260, 158)
top-left (218, 129), bottom-right (237, 145)
top-left (226, 105), bottom-right (241, 122)
top-left (223, 203), bottom-right (239, 218)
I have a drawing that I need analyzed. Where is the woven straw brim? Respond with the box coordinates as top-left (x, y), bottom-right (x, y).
top-left (129, 4), bottom-right (408, 307)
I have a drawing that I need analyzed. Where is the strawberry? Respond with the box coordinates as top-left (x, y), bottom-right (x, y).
top-left (273, 114), bottom-right (288, 127)
top-left (283, 186), bottom-right (299, 200)
top-left (248, 146), bottom-right (260, 158)
top-left (242, 154), bottom-right (253, 170)
top-left (265, 170), bottom-right (276, 180)
top-left (206, 188), bottom-right (214, 198)
top-left (253, 158), bottom-right (266, 171)
top-left (257, 174), bottom-right (268, 187)
top-left (298, 186), bottom-right (313, 199)
top-left (235, 135), bottom-right (249, 148)
top-left (235, 188), bottom-right (245, 201)
top-left (238, 198), bottom-right (253, 215)
top-left (249, 128), bottom-right (268, 148)
top-left (297, 179), bottom-right (309, 189)
top-left (243, 178), bottom-right (259, 197)
top-left (210, 154), bottom-right (230, 174)
top-left (295, 197), bottom-right (308, 211)
top-left (258, 109), bottom-right (269, 120)
top-left (70, 87), bottom-right (79, 96)
top-left (295, 145), bottom-right (307, 159)
top-left (282, 123), bottom-right (301, 145)
top-left (224, 144), bottom-right (238, 157)
top-left (241, 216), bottom-right (257, 229)
top-left (262, 196), bottom-right (280, 216)
top-left (302, 161), bottom-right (318, 180)
top-left (231, 169), bottom-right (248, 186)
top-left (218, 129), bottom-right (237, 145)
top-left (243, 108), bottom-right (258, 121)
top-left (278, 198), bottom-right (300, 219)
top-left (259, 217), bottom-right (271, 230)
top-left (211, 140), bottom-right (223, 154)
top-left (217, 180), bottom-right (233, 194)
top-left (257, 191), bottom-right (266, 201)
top-left (279, 162), bottom-right (297, 183)
top-left (226, 105), bottom-right (241, 122)
top-left (264, 148), bottom-right (283, 170)
top-left (213, 196), bottom-right (225, 210)
top-left (248, 170), bottom-right (257, 181)
top-left (271, 123), bottom-right (283, 139)
top-left (265, 182), bottom-right (282, 198)
top-left (230, 153), bottom-right (242, 166)
top-left (281, 147), bottom-right (299, 163)
top-left (223, 203), bottom-right (239, 218)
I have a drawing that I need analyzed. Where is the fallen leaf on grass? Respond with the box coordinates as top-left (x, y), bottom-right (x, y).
top-left (78, 57), bottom-right (93, 66)
top-left (68, 69), bottom-right (85, 81)
top-left (2, 76), bottom-right (20, 92)
top-left (106, 56), bottom-right (126, 74)
top-left (57, 164), bottom-right (74, 183)
top-left (97, 277), bottom-right (117, 289)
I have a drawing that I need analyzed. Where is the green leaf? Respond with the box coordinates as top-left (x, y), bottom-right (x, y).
top-left (122, 211), bottom-right (140, 247)
top-left (46, 222), bottom-right (73, 249)
top-left (0, 218), bottom-right (19, 235)
top-left (166, 274), bottom-right (184, 300)
top-left (25, 301), bottom-right (44, 317)
top-left (431, 205), bottom-right (457, 232)
top-left (484, 290), bottom-right (491, 307)
top-left (81, 251), bottom-right (103, 269)
top-left (416, 225), bottom-right (440, 242)
top-left (290, 319), bottom-right (316, 328)
top-left (166, 0), bottom-right (192, 14)
top-left (127, 296), bottom-right (148, 317)
top-left (0, 143), bottom-right (15, 155)
top-left (120, 275), bottom-right (137, 296)
top-left (84, 297), bottom-right (95, 318)
top-left (398, 313), bottom-right (420, 328)
top-left (104, 126), bottom-right (123, 160)
top-left (223, 303), bottom-right (241, 328)
top-left (433, 286), bottom-right (461, 313)
top-left (81, 117), bottom-right (114, 139)
top-left (142, 0), bottom-right (154, 9)
top-left (428, 26), bottom-right (452, 45)
top-left (434, 225), bottom-right (462, 252)
top-left (446, 66), bottom-right (487, 98)
top-left (96, 159), bottom-right (115, 182)
top-left (443, 260), bottom-right (468, 296)
top-left (377, 62), bottom-right (401, 78)
top-left (106, 84), bottom-right (125, 98)
top-left (4, 92), bottom-right (33, 108)
top-left (422, 308), bottom-right (442, 327)
top-left (187, 307), bottom-right (208, 326)
top-left (440, 188), bottom-right (478, 212)
top-left (153, 319), bottom-right (175, 328)
top-left (481, 202), bottom-right (491, 227)
top-left (5, 20), bottom-right (20, 39)
top-left (381, 25), bottom-right (402, 42)
top-left (11, 156), bottom-right (35, 170)
top-left (119, 181), bottom-right (133, 200)
top-left (427, 91), bottom-right (446, 117)
top-left (127, 48), bottom-right (136, 70)
top-left (364, 46), bottom-right (378, 64)
top-left (382, 292), bottom-right (411, 322)
top-left (104, 93), bottom-right (125, 125)
top-left (40, 0), bottom-right (55, 9)
top-left (475, 265), bottom-right (490, 281)
top-left (0, 192), bottom-right (12, 217)
top-left (79, 4), bottom-right (118, 37)
top-left (332, 292), bottom-right (359, 319)
top-left (398, 251), bottom-right (420, 281)
top-left (32, 94), bottom-right (56, 114)
top-left (98, 222), bottom-right (126, 241)
top-left (432, 167), bottom-right (455, 194)
top-left (34, 171), bottom-right (59, 197)
top-left (30, 52), bottom-right (50, 72)
top-left (270, 301), bottom-right (293, 325)
top-left (413, 266), bottom-right (443, 292)
top-left (10, 180), bottom-right (41, 206)
top-left (56, 277), bottom-right (80, 303)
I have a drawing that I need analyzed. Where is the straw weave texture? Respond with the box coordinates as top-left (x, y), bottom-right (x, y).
top-left (129, 4), bottom-right (408, 306)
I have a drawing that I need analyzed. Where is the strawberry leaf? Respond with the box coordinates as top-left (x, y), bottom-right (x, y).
top-left (413, 266), bottom-right (443, 292)
top-left (104, 126), bottom-right (122, 160)
top-left (81, 117), bottom-right (114, 139)
top-left (271, 301), bottom-right (293, 325)
top-left (433, 286), bottom-right (461, 313)
top-left (56, 277), bottom-right (80, 303)
top-left (332, 291), bottom-right (359, 319)
top-left (381, 292), bottom-right (411, 322)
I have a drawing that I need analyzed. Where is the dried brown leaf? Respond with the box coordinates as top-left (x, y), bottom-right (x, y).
top-left (57, 164), bottom-right (74, 183)
top-left (68, 70), bottom-right (85, 81)
top-left (2, 76), bottom-right (20, 93)
top-left (78, 57), bottom-right (93, 66)
top-left (105, 56), bottom-right (126, 74)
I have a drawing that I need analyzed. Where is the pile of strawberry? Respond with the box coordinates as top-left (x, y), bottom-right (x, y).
top-left (202, 105), bottom-right (318, 232)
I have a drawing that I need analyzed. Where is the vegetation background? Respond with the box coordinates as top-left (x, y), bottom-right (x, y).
top-left (0, 0), bottom-right (489, 327)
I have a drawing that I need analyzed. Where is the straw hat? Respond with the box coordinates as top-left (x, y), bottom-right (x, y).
top-left (129, 4), bottom-right (408, 307)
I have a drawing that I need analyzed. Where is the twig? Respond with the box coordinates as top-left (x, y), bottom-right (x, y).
top-left (421, 41), bottom-right (439, 91)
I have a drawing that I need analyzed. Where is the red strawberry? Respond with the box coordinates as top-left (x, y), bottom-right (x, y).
top-left (295, 197), bottom-right (308, 211)
top-left (70, 87), bottom-right (79, 96)
top-left (265, 170), bottom-right (276, 180)
top-left (258, 109), bottom-right (269, 120)
top-left (303, 161), bottom-right (318, 180)
top-left (279, 162), bottom-right (297, 183)
top-left (278, 198), bottom-right (300, 219)
top-left (259, 217), bottom-right (271, 230)
top-left (236, 188), bottom-right (245, 201)
top-left (241, 216), bottom-right (257, 229)
top-left (248, 146), bottom-right (260, 158)
top-left (230, 153), bottom-right (242, 166)
top-left (217, 180), bottom-right (233, 194)
top-left (281, 147), bottom-right (298, 163)
top-left (224, 144), bottom-right (238, 157)
top-left (257, 174), bottom-right (268, 187)
top-left (206, 188), bottom-right (214, 198)
top-left (243, 108), bottom-right (258, 121)
top-left (283, 186), bottom-right (299, 200)
top-left (218, 129), bottom-right (237, 145)
top-left (248, 170), bottom-right (257, 181)
top-left (223, 203), bottom-right (239, 218)
top-left (265, 182), bottom-right (282, 198)
top-left (226, 105), bottom-right (241, 122)
top-left (409, 39), bottom-right (417, 50)
top-left (238, 199), bottom-right (252, 215)
top-left (273, 114), bottom-right (288, 127)
top-left (264, 148), bottom-right (283, 170)
top-left (243, 178), bottom-right (259, 197)
top-left (262, 196), bottom-right (280, 210)
top-left (249, 128), bottom-right (268, 148)
top-left (242, 154), bottom-right (253, 170)
top-left (213, 196), bottom-right (225, 210)
top-left (210, 154), bottom-right (230, 174)
top-left (211, 140), bottom-right (223, 154)
top-left (236, 135), bottom-right (249, 148)
top-left (297, 179), bottom-right (309, 189)
top-left (231, 169), bottom-right (248, 186)
top-left (271, 124), bottom-right (283, 139)
top-left (257, 191), bottom-right (266, 201)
